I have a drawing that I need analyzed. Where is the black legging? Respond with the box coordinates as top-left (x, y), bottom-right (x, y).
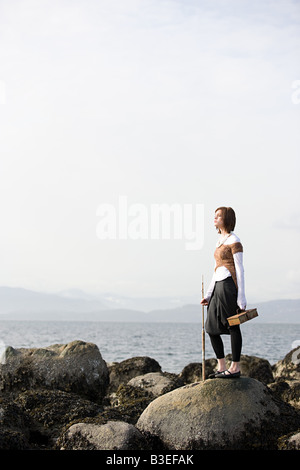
top-left (209, 325), bottom-right (242, 362)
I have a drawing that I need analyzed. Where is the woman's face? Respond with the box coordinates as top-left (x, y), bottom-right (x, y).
top-left (214, 210), bottom-right (224, 231)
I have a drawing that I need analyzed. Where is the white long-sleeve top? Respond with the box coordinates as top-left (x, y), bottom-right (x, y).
top-left (204, 232), bottom-right (247, 310)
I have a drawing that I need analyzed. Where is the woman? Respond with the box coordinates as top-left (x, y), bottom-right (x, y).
top-left (200, 206), bottom-right (246, 378)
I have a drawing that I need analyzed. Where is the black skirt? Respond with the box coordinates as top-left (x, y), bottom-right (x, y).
top-left (205, 276), bottom-right (238, 335)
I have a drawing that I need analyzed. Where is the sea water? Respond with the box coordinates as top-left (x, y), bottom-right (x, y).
top-left (0, 320), bottom-right (299, 373)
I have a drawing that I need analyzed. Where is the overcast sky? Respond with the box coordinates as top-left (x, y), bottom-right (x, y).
top-left (0, 0), bottom-right (299, 304)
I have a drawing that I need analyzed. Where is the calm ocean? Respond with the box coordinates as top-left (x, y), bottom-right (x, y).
top-left (0, 320), bottom-right (299, 373)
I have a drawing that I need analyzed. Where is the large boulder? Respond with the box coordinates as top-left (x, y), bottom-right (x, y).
top-left (0, 340), bottom-right (109, 402)
top-left (58, 420), bottom-right (148, 450)
top-left (136, 378), bottom-right (300, 450)
top-left (272, 346), bottom-right (300, 381)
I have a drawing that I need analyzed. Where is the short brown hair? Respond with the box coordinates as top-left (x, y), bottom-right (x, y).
top-left (215, 206), bottom-right (236, 233)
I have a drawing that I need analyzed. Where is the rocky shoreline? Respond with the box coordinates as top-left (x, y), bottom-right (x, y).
top-left (0, 339), bottom-right (299, 451)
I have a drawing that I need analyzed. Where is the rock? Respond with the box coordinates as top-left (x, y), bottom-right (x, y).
top-left (0, 340), bottom-right (109, 403)
top-left (179, 355), bottom-right (274, 384)
top-left (108, 384), bottom-right (154, 424)
top-left (273, 346), bottom-right (300, 381)
top-left (128, 372), bottom-right (184, 397)
top-left (107, 356), bottom-right (161, 393)
top-left (278, 431), bottom-right (300, 450)
top-left (235, 354), bottom-right (274, 384)
top-left (268, 380), bottom-right (300, 409)
top-left (14, 388), bottom-right (102, 447)
top-left (179, 359), bottom-right (217, 383)
top-left (136, 377), bottom-right (300, 450)
top-left (0, 428), bottom-right (30, 450)
top-left (58, 420), bottom-right (148, 450)
top-left (0, 396), bottom-right (31, 449)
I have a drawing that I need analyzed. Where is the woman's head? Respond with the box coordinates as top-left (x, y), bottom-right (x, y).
top-left (214, 207), bottom-right (236, 233)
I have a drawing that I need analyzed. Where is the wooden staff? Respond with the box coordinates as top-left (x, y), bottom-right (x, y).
top-left (202, 275), bottom-right (205, 381)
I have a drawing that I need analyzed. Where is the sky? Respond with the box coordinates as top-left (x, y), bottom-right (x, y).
top-left (0, 0), bottom-right (300, 304)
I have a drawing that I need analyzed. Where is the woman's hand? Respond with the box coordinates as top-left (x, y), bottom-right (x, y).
top-left (200, 298), bottom-right (208, 306)
top-left (237, 294), bottom-right (247, 311)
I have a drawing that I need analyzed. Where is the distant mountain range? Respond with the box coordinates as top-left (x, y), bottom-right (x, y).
top-left (0, 286), bottom-right (299, 323)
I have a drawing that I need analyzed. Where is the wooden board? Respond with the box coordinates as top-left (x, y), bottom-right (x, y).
top-left (227, 308), bottom-right (258, 326)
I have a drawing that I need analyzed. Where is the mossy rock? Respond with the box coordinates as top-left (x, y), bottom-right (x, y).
top-left (0, 340), bottom-right (109, 403)
top-left (136, 377), bottom-right (300, 450)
